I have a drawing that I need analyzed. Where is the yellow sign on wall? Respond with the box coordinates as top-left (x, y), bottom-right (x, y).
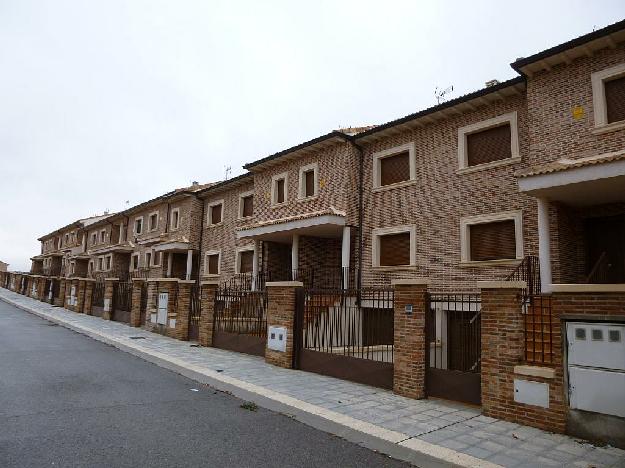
top-left (572, 105), bottom-right (584, 120)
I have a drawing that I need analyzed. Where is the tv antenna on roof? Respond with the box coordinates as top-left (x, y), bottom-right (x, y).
top-left (224, 165), bottom-right (232, 180)
top-left (435, 85), bottom-right (454, 104)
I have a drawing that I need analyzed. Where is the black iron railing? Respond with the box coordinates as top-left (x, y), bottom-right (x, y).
top-left (188, 284), bottom-right (201, 341)
top-left (114, 281), bottom-right (133, 312)
top-left (213, 284), bottom-right (268, 338)
top-left (506, 255), bottom-right (541, 295)
top-left (299, 287), bottom-right (394, 363)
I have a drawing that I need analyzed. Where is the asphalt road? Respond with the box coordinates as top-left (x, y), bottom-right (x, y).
top-left (0, 300), bottom-right (411, 468)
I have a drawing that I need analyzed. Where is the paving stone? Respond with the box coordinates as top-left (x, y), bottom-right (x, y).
top-left (487, 453), bottom-right (523, 467)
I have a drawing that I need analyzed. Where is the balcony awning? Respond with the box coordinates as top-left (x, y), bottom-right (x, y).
top-left (237, 208), bottom-right (346, 243)
top-left (153, 241), bottom-right (192, 253)
top-left (517, 150), bottom-right (625, 206)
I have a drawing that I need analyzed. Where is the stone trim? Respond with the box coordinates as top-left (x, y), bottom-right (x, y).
top-left (551, 283), bottom-right (625, 293)
top-left (514, 365), bottom-right (556, 379)
top-left (266, 281), bottom-right (303, 287)
top-left (477, 280), bottom-right (526, 289)
top-left (391, 278), bottom-right (430, 286)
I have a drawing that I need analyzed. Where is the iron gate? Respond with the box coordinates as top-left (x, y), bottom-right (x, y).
top-left (213, 283), bottom-right (267, 356)
top-left (112, 281), bottom-right (132, 323)
top-left (188, 284), bottom-right (201, 341)
top-left (91, 280), bottom-right (105, 317)
top-left (426, 293), bottom-right (481, 405)
top-left (294, 287), bottom-right (394, 389)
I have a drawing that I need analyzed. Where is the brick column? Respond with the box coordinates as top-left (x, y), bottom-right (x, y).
top-left (199, 280), bottom-right (219, 347)
top-left (265, 281), bottom-right (302, 369)
top-left (82, 279), bottom-right (95, 315)
top-left (37, 277), bottom-right (47, 302)
top-left (173, 280), bottom-right (193, 340)
top-left (130, 279), bottom-right (146, 327)
top-left (146, 280), bottom-right (157, 323)
top-left (103, 278), bottom-right (118, 320)
top-left (56, 278), bottom-right (66, 306)
top-left (392, 279), bottom-right (429, 399)
top-left (145, 279), bottom-right (179, 337)
top-left (27, 276), bottom-right (36, 298)
top-left (66, 279), bottom-right (79, 311)
top-left (75, 279), bottom-right (87, 313)
top-left (478, 281), bottom-right (565, 433)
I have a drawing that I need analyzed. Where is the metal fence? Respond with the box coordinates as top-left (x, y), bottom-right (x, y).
top-left (523, 294), bottom-right (554, 364)
top-left (188, 284), bottom-right (201, 341)
top-left (299, 288), bottom-right (394, 363)
top-left (507, 255), bottom-right (541, 296)
top-left (92, 280), bottom-right (105, 308)
top-left (213, 285), bottom-right (268, 337)
top-left (114, 281), bottom-right (133, 312)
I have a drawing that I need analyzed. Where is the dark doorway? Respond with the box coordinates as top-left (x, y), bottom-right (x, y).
top-left (584, 214), bottom-right (625, 283)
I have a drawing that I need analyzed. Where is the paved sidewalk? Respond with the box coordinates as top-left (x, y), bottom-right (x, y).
top-left (2, 289), bottom-right (624, 468)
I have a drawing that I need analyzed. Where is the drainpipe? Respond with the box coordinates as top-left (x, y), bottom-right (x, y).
top-left (337, 133), bottom-right (365, 293)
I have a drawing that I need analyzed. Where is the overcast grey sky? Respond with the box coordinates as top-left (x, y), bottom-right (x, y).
top-left (1, 1), bottom-right (623, 271)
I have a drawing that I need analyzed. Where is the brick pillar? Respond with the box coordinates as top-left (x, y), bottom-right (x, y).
top-left (392, 279), bottom-right (429, 399)
top-left (82, 279), bottom-right (95, 315)
top-left (37, 277), bottom-right (47, 302)
top-left (130, 279), bottom-right (146, 327)
top-left (478, 281), bottom-right (565, 433)
top-left (146, 280), bottom-right (157, 324)
top-left (56, 278), bottom-right (66, 306)
top-left (103, 278), bottom-right (118, 320)
top-left (27, 276), bottom-right (36, 298)
top-left (145, 279), bottom-right (179, 337)
top-left (75, 279), bottom-right (87, 313)
top-left (265, 281), bottom-right (302, 369)
top-left (65, 279), bottom-right (79, 311)
top-left (199, 281), bottom-right (219, 347)
top-left (174, 281), bottom-right (193, 340)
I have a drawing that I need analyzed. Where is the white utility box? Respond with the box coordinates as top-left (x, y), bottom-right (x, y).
top-left (157, 292), bottom-right (168, 325)
top-left (514, 379), bottom-right (549, 408)
top-left (267, 326), bottom-right (287, 352)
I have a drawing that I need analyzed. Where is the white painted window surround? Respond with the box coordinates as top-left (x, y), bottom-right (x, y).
top-left (372, 142), bottom-right (416, 190)
top-left (371, 225), bottom-right (417, 268)
top-left (235, 245), bottom-right (255, 274)
top-left (298, 163), bottom-right (319, 199)
top-left (134, 216), bottom-right (144, 235)
top-left (204, 250), bottom-right (221, 276)
top-left (457, 111), bottom-right (520, 172)
top-left (592, 62), bottom-right (625, 132)
top-left (170, 207), bottom-right (180, 230)
top-left (271, 172), bottom-right (289, 205)
top-left (460, 210), bottom-right (524, 264)
top-left (238, 190), bottom-right (254, 219)
top-left (148, 211), bottom-right (159, 232)
top-left (130, 253), bottom-right (140, 271)
top-left (207, 199), bottom-right (225, 225)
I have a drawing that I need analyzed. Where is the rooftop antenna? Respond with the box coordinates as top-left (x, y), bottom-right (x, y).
top-left (435, 85), bottom-right (454, 104)
top-left (224, 165), bottom-right (232, 180)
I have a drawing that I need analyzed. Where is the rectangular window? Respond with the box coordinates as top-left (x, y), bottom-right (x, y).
top-left (131, 254), bottom-right (139, 270)
top-left (373, 143), bottom-right (415, 189)
top-left (305, 170), bottom-right (315, 196)
top-left (153, 251), bottom-right (162, 266)
top-left (461, 211), bottom-right (523, 263)
top-left (380, 152), bottom-right (410, 186)
top-left (458, 112), bottom-right (519, 171)
top-left (134, 217), bottom-right (143, 235)
top-left (239, 250), bottom-right (254, 274)
top-left (466, 124), bottom-right (512, 167)
top-left (271, 172), bottom-right (288, 205)
top-left (469, 220), bottom-right (516, 261)
top-left (242, 195), bottom-right (253, 218)
top-left (605, 75), bottom-right (625, 124)
top-left (206, 253), bottom-right (220, 275)
top-left (170, 208), bottom-right (180, 230)
top-left (276, 179), bottom-right (285, 203)
top-left (379, 232), bottom-right (411, 266)
top-left (98, 257), bottom-right (104, 271)
top-left (210, 203), bottom-right (223, 225)
top-left (145, 252), bottom-right (152, 268)
top-left (149, 213), bottom-right (158, 232)
top-left (100, 229), bottom-right (106, 243)
top-left (105, 255), bottom-right (112, 271)
top-left (298, 163), bottom-right (318, 198)
top-left (91, 233), bottom-right (97, 245)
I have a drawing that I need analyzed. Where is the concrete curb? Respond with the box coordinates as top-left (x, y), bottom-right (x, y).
top-left (1, 293), bottom-right (500, 468)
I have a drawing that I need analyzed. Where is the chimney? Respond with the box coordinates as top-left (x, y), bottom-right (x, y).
top-left (485, 79), bottom-right (500, 88)
top-left (192, 181), bottom-right (199, 186)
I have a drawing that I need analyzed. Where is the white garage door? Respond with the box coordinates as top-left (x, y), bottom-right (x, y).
top-left (567, 322), bottom-right (625, 418)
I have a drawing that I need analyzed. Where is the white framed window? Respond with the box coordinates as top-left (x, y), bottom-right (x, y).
top-left (371, 225), bottom-right (416, 268)
top-left (70, 261), bottom-right (76, 275)
top-left (152, 251), bottom-right (162, 267)
top-left (88, 260), bottom-right (94, 274)
top-left (91, 232), bottom-right (97, 245)
top-left (592, 63), bottom-right (625, 132)
top-left (298, 163), bottom-right (319, 199)
top-left (235, 245), bottom-right (255, 274)
top-left (460, 210), bottom-right (523, 264)
top-left (457, 112), bottom-right (520, 172)
top-left (148, 211), bottom-right (159, 232)
top-left (207, 200), bottom-right (224, 225)
top-left (372, 142), bottom-right (416, 189)
top-left (170, 207), bottom-right (180, 230)
top-left (105, 254), bottom-right (112, 271)
top-left (204, 250), bottom-right (221, 276)
top-left (271, 172), bottom-right (288, 205)
top-left (97, 256), bottom-right (104, 271)
top-left (64, 234), bottom-right (69, 245)
top-left (131, 253), bottom-right (140, 271)
top-left (145, 251), bottom-right (152, 268)
top-left (238, 191), bottom-right (254, 219)
top-left (100, 229), bottom-right (106, 244)
top-left (134, 217), bottom-right (144, 235)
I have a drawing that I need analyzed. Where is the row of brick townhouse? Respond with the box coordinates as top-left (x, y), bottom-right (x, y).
top-left (4, 20), bottom-right (625, 447)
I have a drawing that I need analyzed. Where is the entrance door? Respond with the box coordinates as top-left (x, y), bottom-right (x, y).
top-left (426, 294), bottom-right (481, 405)
top-left (567, 322), bottom-right (625, 418)
top-left (585, 215), bottom-right (625, 283)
